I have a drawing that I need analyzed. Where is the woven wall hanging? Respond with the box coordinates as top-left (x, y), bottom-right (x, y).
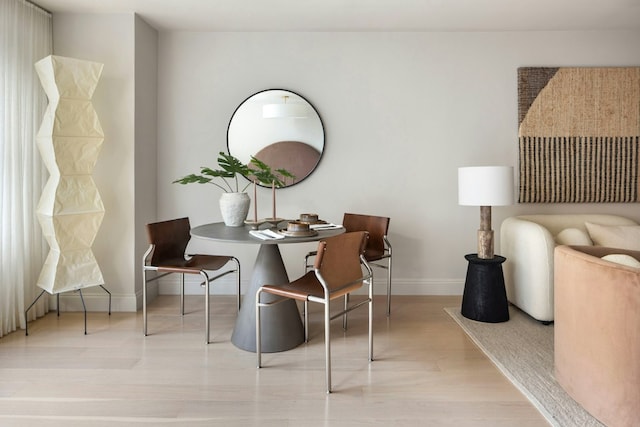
top-left (518, 67), bottom-right (640, 203)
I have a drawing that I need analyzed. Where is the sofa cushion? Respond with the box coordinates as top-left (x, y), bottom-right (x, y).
top-left (585, 222), bottom-right (640, 250)
top-left (555, 228), bottom-right (593, 245)
top-left (601, 253), bottom-right (640, 268)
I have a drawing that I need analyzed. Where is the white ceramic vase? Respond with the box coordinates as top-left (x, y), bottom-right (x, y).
top-left (219, 192), bottom-right (250, 227)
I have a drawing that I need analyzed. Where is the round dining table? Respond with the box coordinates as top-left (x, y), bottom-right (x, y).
top-left (191, 221), bottom-right (344, 353)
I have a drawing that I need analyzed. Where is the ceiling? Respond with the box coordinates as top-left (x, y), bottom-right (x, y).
top-left (33, 0), bottom-right (640, 32)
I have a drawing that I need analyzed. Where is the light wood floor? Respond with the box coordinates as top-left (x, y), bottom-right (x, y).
top-left (0, 295), bottom-right (548, 426)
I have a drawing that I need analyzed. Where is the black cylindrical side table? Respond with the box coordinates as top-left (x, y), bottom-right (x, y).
top-left (461, 254), bottom-right (509, 323)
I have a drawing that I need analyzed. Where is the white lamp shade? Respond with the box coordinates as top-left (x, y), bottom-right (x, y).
top-left (263, 103), bottom-right (308, 118)
top-left (458, 166), bottom-right (514, 206)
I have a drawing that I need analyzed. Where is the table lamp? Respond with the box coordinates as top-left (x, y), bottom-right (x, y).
top-left (458, 165), bottom-right (514, 323)
top-left (458, 166), bottom-right (514, 259)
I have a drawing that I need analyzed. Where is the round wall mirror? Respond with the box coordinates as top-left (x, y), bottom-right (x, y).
top-left (227, 89), bottom-right (324, 188)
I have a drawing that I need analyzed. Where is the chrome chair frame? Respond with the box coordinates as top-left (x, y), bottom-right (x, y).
top-left (257, 232), bottom-right (374, 393)
top-left (372, 235), bottom-right (392, 315)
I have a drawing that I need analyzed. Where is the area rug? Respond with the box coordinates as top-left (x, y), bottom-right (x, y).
top-left (445, 306), bottom-right (604, 427)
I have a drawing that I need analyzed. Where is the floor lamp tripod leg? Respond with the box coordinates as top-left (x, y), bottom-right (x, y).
top-left (78, 289), bottom-right (87, 335)
top-left (24, 289), bottom-right (47, 336)
top-left (99, 285), bottom-right (112, 315)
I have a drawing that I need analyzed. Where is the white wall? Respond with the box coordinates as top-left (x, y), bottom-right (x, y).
top-left (134, 15), bottom-right (159, 305)
top-left (157, 31), bottom-right (640, 296)
top-left (47, 20), bottom-right (640, 307)
top-left (52, 13), bottom-right (157, 311)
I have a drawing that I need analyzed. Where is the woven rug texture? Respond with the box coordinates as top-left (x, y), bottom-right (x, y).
top-left (517, 67), bottom-right (640, 203)
top-left (445, 306), bottom-right (604, 427)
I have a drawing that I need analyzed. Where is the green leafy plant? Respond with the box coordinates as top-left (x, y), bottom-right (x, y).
top-left (249, 156), bottom-right (296, 187)
top-left (173, 152), bottom-right (296, 192)
top-left (173, 152), bottom-right (252, 193)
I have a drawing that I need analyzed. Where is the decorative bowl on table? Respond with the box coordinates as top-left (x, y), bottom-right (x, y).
top-left (278, 220), bottom-right (318, 237)
top-left (298, 213), bottom-right (327, 225)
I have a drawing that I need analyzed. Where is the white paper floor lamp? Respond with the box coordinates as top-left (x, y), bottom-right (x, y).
top-left (26, 55), bottom-right (110, 335)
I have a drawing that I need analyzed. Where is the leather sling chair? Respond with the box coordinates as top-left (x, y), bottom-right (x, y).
top-left (142, 217), bottom-right (240, 343)
top-left (257, 231), bottom-right (373, 393)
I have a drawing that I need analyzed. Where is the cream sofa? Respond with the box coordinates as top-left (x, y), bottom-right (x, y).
top-left (500, 214), bottom-right (638, 322)
top-left (554, 245), bottom-right (640, 427)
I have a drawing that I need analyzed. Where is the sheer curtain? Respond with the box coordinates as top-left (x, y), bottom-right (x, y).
top-left (0, 0), bottom-right (52, 337)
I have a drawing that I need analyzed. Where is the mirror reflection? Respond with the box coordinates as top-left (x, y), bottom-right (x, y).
top-left (227, 89), bottom-right (324, 187)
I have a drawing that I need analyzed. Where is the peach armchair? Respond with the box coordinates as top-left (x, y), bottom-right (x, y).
top-left (554, 245), bottom-right (640, 427)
